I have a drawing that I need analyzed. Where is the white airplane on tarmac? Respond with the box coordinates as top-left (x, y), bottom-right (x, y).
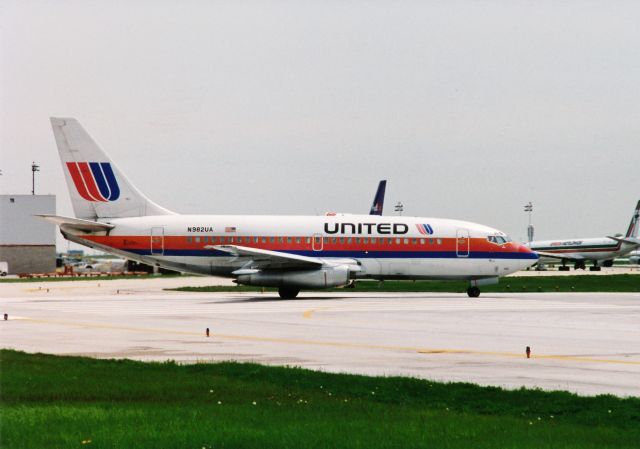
top-left (38, 118), bottom-right (537, 298)
top-left (627, 250), bottom-right (639, 265)
top-left (528, 201), bottom-right (640, 271)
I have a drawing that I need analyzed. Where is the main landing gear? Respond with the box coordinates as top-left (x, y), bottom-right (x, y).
top-left (589, 263), bottom-right (602, 272)
top-left (559, 260), bottom-right (570, 271)
top-left (278, 287), bottom-right (300, 299)
top-left (573, 261), bottom-right (587, 270)
top-left (467, 286), bottom-right (481, 298)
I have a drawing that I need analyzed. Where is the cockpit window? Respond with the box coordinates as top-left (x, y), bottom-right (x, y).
top-left (488, 235), bottom-right (510, 245)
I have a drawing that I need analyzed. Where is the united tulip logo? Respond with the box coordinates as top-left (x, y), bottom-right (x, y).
top-left (67, 162), bottom-right (120, 202)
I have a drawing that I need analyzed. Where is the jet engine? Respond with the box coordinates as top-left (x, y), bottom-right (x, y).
top-left (236, 265), bottom-right (351, 288)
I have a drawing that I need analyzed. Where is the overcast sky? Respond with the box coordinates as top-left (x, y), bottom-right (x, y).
top-left (1, 0), bottom-right (639, 250)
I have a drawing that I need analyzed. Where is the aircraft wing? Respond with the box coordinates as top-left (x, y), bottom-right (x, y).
top-left (209, 245), bottom-right (361, 271)
top-left (534, 251), bottom-right (584, 261)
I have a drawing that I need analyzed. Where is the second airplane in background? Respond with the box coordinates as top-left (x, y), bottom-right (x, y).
top-left (528, 201), bottom-right (640, 270)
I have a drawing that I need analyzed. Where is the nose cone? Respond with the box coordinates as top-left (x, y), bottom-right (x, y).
top-left (517, 243), bottom-right (539, 269)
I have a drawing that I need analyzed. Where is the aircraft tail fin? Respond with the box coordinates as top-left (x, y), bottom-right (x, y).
top-left (369, 180), bottom-right (387, 216)
top-left (50, 117), bottom-right (174, 220)
top-left (625, 200), bottom-right (640, 238)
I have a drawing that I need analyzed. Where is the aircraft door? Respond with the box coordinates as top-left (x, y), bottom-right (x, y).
top-left (312, 233), bottom-right (323, 251)
top-left (456, 229), bottom-right (469, 257)
top-left (150, 227), bottom-right (164, 255)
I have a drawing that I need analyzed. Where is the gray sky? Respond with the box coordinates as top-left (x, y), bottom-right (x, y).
top-left (2, 0), bottom-right (639, 251)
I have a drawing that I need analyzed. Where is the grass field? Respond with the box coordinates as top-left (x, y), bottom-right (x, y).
top-left (1, 350), bottom-right (639, 449)
top-left (171, 274), bottom-right (640, 294)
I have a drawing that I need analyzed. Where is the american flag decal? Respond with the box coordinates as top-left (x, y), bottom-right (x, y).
top-left (225, 226), bottom-right (236, 233)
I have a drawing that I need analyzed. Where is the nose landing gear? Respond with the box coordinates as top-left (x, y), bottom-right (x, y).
top-left (467, 286), bottom-right (481, 298)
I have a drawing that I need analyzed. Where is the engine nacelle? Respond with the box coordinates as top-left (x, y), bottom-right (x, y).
top-left (236, 266), bottom-right (351, 289)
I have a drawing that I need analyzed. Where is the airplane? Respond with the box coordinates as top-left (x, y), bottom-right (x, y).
top-left (527, 201), bottom-right (640, 271)
top-left (38, 117), bottom-right (538, 298)
top-left (369, 180), bottom-right (386, 215)
top-left (627, 250), bottom-right (640, 265)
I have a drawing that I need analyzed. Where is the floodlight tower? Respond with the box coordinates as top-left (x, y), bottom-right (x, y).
top-left (524, 202), bottom-right (534, 243)
top-left (394, 201), bottom-right (404, 216)
top-left (31, 162), bottom-right (40, 195)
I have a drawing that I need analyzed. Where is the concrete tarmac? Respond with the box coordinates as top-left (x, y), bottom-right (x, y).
top-left (1, 277), bottom-right (639, 397)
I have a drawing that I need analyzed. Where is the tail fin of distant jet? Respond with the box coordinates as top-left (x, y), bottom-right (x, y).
top-left (369, 180), bottom-right (387, 216)
top-left (50, 117), bottom-right (174, 220)
top-left (625, 200), bottom-right (640, 238)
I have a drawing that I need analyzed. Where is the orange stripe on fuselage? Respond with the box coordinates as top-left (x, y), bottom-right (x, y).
top-left (81, 235), bottom-right (522, 254)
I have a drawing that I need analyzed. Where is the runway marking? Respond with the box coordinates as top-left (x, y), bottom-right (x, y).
top-left (16, 316), bottom-right (640, 366)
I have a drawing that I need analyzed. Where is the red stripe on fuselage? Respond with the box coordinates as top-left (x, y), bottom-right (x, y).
top-left (80, 235), bottom-right (525, 255)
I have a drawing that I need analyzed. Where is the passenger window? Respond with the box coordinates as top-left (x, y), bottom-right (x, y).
top-left (355, 238), bottom-right (361, 244)
top-left (420, 238), bottom-right (425, 244)
top-left (340, 237), bottom-right (345, 244)
top-left (412, 238), bottom-right (417, 244)
top-left (195, 236), bottom-right (201, 243)
top-left (296, 237), bottom-right (301, 243)
top-left (254, 237), bottom-right (259, 243)
top-left (287, 237), bottom-right (292, 243)
top-left (278, 237), bottom-right (284, 243)
top-left (396, 238), bottom-right (401, 244)
top-left (347, 238), bottom-right (352, 244)
top-left (404, 238), bottom-right (409, 244)
top-left (429, 238), bottom-right (433, 244)
top-left (388, 238), bottom-right (393, 244)
top-left (261, 237), bottom-right (266, 243)
top-left (371, 237), bottom-right (377, 244)
top-left (437, 238), bottom-right (442, 245)
top-left (237, 237), bottom-right (243, 243)
top-left (324, 237), bottom-right (329, 243)
top-left (270, 237), bottom-right (275, 243)
top-left (187, 236), bottom-right (192, 243)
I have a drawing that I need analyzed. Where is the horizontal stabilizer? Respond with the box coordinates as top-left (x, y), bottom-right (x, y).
top-left (607, 236), bottom-right (640, 246)
top-left (35, 214), bottom-right (114, 233)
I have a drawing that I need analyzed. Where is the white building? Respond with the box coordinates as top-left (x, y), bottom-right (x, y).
top-left (0, 195), bottom-right (56, 274)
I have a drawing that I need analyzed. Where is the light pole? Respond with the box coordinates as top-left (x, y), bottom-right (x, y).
top-left (31, 162), bottom-right (40, 195)
top-left (394, 201), bottom-right (404, 216)
top-left (524, 202), bottom-right (534, 243)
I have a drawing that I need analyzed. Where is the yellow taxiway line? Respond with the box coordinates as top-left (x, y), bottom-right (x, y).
top-left (13, 316), bottom-right (640, 366)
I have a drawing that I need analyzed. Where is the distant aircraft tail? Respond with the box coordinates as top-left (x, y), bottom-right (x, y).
top-left (369, 180), bottom-right (387, 216)
top-left (625, 200), bottom-right (640, 238)
top-left (50, 117), bottom-right (174, 220)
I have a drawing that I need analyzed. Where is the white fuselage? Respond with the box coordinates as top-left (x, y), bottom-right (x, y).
top-left (65, 214), bottom-right (538, 280)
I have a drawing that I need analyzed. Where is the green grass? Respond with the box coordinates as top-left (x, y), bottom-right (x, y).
top-left (171, 274), bottom-right (640, 294)
top-left (1, 350), bottom-right (639, 448)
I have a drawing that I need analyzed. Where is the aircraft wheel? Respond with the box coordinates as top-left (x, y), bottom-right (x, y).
top-left (278, 287), bottom-right (300, 299)
top-left (467, 286), bottom-right (481, 298)
top-left (559, 266), bottom-right (570, 271)
top-left (589, 266), bottom-right (601, 272)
